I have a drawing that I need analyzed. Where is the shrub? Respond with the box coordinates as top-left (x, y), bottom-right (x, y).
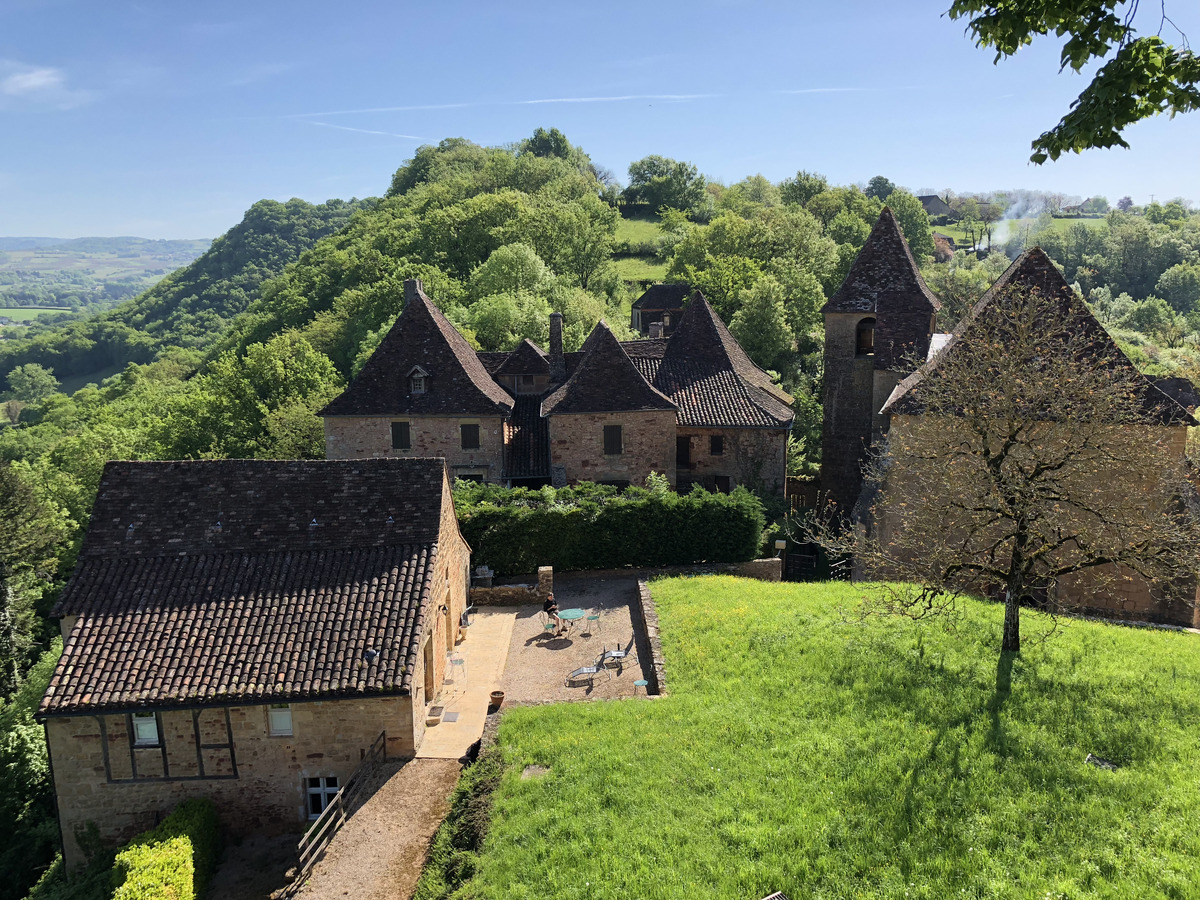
top-left (110, 799), bottom-right (221, 900)
top-left (413, 747), bottom-right (503, 900)
top-left (454, 480), bottom-right (765, 575)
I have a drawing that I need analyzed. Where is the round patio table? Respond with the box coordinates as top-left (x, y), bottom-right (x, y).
top-left (557, 608), bottom-right (586, 622)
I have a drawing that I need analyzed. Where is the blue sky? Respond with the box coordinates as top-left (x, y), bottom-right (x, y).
top-left (2, 0), bottom-right (1198, 239)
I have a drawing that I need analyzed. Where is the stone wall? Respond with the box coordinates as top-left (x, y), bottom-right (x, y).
top-left (1059, 565), bottom-right (1200, 628)
top-left (633, 581), bottom-right (667, 695)
top-left (676, 427), bottom-right (788, 498)
top-left (323, 415), bottom-right (506, 482)
top-left (46, 694), bottom-right (417, 869)
top-left (548, 410), bottom-right (676, 487)
top-left (821, 312), bottom-right (877, 513)
top-left (876, 417), bottom-right (1198, 628)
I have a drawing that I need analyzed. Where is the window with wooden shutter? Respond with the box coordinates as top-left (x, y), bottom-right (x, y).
top-left (460, 423), bottom-right (480, 450)
top-left (391, 421), bottom-right (410, 450)
top-left (603, 424), bottom-right (623, 455)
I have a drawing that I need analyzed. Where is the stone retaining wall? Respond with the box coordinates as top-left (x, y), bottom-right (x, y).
top-left (633, 581), bottom-right (667, 696)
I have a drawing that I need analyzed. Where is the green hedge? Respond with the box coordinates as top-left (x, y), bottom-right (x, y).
top-left (454, 479), bottom-right (765, 575)
top-left (110, 799), bottom-right (221, 900)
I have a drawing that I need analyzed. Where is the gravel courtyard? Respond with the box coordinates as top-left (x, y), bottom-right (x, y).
top-left (498, 572), bottom-right (654, 703)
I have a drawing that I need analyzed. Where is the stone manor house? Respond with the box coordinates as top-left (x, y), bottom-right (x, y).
top-left (319, 280), bottom-right (795, 497)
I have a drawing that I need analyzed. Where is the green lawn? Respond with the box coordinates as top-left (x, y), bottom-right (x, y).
top-left (446, 577), bottom-right (1200, 899)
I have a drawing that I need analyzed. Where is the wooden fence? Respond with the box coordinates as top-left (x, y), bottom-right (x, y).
top-left (288, 730), bottom-right (387, 894)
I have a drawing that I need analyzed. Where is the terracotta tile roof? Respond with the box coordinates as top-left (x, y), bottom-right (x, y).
top-left (41, 545), bottom-right (433, 715)
top-left (541, 321), bottom-right (677, 416)
top-left (505, 395), bottom-right (550, 478)
top-left (64, 459), bottom-right (445, 565)
top-left (40, 458), bottom-right (453, 716)
top-left (652, 292), bottom-right (793, 427)
top-left (621, 338), bottom-right (669, 382)
top-left (883, 248), bottom-right (1198, 427)
top-left (823, 207), bottom-right (941, 315)
top-left (631, 282), bottom-right (691, 310)
top-left (320, 279), bottom-right (512, 417)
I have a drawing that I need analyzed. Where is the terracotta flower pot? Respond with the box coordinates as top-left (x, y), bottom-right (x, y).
top-left (489, 690), bottom-right (505, 710)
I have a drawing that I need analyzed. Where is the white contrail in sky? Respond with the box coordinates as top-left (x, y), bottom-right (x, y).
top-left (304, 121), bottom-right (422, 139)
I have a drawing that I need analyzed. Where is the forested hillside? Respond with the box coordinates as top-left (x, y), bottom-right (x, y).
top-left (0, 198), bottom-right (363, 389)
top-left (0, 129), bottom-right (1198, 897)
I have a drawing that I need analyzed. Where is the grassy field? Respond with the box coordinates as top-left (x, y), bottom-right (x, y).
top-left (615, 213), bottom-right (664, 247)
top-left (612, 256), bottom-right (668, 282)
top-left (934, 216), bottom-right (1106, 246)
top-left (0, 306), bottom-right (70, 321)
top-left (450, 577), bottom-right (1200, 899)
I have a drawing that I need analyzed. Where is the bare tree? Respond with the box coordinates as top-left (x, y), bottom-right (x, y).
top-left (806, 251), bottom-right (1200, 655)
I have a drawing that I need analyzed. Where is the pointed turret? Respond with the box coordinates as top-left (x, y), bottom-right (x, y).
top-left (320, 279), bottom-right (513, 417)
top-left (821, 208), bottom-right (944, 515)
top-left (541, 321), bottom-right (676, 416)
top-left (652, 291), bottom-right (793, 427)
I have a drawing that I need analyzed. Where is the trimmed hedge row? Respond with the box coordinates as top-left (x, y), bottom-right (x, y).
top-left (111, 799), bottom-right (221, 900)
top-left (454, 479), bottom-right (765, 575)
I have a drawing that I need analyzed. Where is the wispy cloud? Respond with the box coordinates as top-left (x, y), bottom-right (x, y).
top-left (519, 93), bottom-right (719, 104)
top-left (0, 59), bottom-right (94, 109)
top-left (304, 120), bottom-right (422, 140)
top-left (287, 102), bottom-right (471, 118)
top-left (286, 93), bottom-right (718, 118)
top-left (774, 87), bottom-right (870, 95)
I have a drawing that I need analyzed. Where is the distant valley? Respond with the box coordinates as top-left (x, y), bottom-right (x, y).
top-left (0, 235), bottom-right (211, 326)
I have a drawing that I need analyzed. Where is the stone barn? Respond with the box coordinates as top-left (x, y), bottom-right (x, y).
top-left (38, 457), bottom-right (470, 868)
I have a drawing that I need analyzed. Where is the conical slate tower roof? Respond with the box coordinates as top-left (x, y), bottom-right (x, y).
top-left (652, 291), bottom-right (793, 427)
top-left (883, 248), bottom-right (1196, 426)
top-left (320, 280), bottom-right (513, 417)
top-left (541, 321), bottom-right (676, 416)
top-left (823, 206), bottom-right (941, 315)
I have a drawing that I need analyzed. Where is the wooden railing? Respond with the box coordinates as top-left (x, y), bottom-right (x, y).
top-left (288, 730), bottom-right (387, 894)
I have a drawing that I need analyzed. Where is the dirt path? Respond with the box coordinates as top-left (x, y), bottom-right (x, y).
top-left (292, 758), bottom-right (462, 900)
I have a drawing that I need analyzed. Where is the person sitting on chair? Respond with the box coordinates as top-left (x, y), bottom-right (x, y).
top-left (544, 592), bottom-right (566, 636)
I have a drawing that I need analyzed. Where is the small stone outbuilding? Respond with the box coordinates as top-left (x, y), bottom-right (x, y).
top-left (38, 457), bottom-right (470, 868)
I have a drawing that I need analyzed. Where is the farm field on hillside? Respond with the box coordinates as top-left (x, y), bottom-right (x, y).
top-left (615, 213), bottom-right (663, 248)
top-left (0, 307), bottom-right (69, 321)
top-left (933, 215), bottom-right (1106, 245)
top-left (612, 256), bottom-right (667, 282)
top-left (455, 577), bottom-right (1200, 899)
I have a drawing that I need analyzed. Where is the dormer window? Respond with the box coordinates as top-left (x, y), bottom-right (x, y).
top-left (856, 318), bottom-right (875, 356)
top-left (408, 365), bottom-right (430, 395)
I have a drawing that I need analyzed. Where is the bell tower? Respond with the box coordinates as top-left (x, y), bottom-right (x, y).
top-left (820, 207), bottom-right (940, 516)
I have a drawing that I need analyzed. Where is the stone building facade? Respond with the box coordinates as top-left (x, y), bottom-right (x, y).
top-left (39, 458), bottom-right (470, 867)
top-left (876, 249), bottom-right (1199, 627)
top-left (322, 279), bottom-right (794, 497)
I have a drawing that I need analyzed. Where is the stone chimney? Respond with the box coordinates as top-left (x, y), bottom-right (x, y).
top-left (549, 312), bottom-right (565, 381)
top-left (403, 277), bottom-right (424, 307)
top-left (648, 321), bottom-right (664, 339)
